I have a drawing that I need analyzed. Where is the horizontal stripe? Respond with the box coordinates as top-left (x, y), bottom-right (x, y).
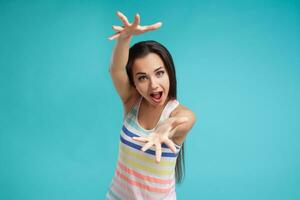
top-left (125, 113), bottom-right (146, 134)
top-left (111, 184), bottom-right (128, 200)
top-left (113, 176), bottom-right (156, 200)
top-left (118, 161), bottom-right (174, 185)
top-left (122, 125), bottom-right (180, 149)
top-left (116, 169), bottom-right (172, 193)
top-left (122, 122), bottom-right (180, 154)
top-left (120, 135), bottom-right (178, 157)
top-left (119, 153), bottom-right (174, 176)
top-left (120, 144), bottom-right (176, 167)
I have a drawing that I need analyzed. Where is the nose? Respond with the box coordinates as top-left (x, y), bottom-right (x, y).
top-left (149, 77), bottom-right (159, 89)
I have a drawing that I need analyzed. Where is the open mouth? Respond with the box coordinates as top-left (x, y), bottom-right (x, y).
top-left (150, 91), bottom-right (163, 102)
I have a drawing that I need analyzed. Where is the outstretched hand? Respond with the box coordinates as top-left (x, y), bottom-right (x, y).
top-left (108, 11), bottom-right (162, 40)
top-left (132, 117), bottom-right (188, 163)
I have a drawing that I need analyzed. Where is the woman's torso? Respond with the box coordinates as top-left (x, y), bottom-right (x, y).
top-left (106, 96), bottom-right (181, 200)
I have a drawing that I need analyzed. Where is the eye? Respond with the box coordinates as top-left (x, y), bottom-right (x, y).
top-left (138, 76), bottom-right (147, 81)
top-left (156, 70), bottom-right (165, 77)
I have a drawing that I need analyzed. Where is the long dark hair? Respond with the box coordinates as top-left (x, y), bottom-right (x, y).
top-left (126, 40), bottom-right (185, 184)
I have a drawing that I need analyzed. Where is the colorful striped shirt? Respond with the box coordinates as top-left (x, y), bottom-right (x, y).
top-left (106, 97), bottom-right (181, 200)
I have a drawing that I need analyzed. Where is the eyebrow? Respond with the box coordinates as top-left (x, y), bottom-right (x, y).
top-left (135, 66), bottom-right (164, 76)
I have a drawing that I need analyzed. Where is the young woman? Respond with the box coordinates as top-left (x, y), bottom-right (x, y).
top-left (106, 11), bottom-right (196, 200)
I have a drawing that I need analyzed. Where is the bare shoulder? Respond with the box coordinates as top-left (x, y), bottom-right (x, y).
top-left (171, 104), bottom-right (196, 124)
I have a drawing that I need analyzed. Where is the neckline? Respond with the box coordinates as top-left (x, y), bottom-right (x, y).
top-left (135, 97), bottom-right (171, 132)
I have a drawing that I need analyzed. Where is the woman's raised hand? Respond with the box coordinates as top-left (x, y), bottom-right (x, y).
top-left (108, 11), bottom-right (162, 40)
top-left (132, 117), bottom-right (188, 163)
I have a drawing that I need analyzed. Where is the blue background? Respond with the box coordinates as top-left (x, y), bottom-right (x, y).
top-left (0, 0), bottom-right (299, 199)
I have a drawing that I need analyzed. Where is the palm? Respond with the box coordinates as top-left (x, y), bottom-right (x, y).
top-left (109, 11), bottom-right (162, 40)
top-left (133, 117), bottom-right (188, 163)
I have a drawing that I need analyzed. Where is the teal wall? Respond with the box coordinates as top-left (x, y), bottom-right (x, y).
top-left (1, 0), bottom-right (299, 199)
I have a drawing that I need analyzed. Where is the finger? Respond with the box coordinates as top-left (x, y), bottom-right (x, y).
top-left (112, 25), bottom-right (124, 32)
top-left (155, 143), bottom-right (162, 163)
top-left (141, 22), bottom-right (162, 32)
top-left (141, 141), bottom-right (154, 152)
top-left (164, 139), bottom-right (177, 153)
top-left (116, 11), bottom-right (130, 26)
top-left (132, 13), bottom-right (140, 28)
top-left (108, 33), bottom-right (120, 40)
top-left (132, 136), bottom-right (148, 143)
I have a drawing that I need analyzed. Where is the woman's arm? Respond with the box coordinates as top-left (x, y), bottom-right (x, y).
top-left (109, 35), bottom-right (133, 105)
top-left (109, 12), bottom-right (137, 105)
top-left (108, 12), bottom-right (162, 106)
top-left (169, 106), bottom-right (196, 146)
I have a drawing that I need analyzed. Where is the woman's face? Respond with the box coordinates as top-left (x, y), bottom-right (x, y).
top-left (132, 53), bottom-right (170, 107)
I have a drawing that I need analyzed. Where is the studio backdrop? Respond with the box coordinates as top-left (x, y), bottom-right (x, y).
top-left (0, 0), bottom-right (299, 199)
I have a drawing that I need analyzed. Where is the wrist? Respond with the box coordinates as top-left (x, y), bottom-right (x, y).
top-left (117, 34), bottom-right (133, 43)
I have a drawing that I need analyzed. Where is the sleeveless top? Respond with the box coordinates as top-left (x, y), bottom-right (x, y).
top-left (106, 97), bottom-right (181, 200)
